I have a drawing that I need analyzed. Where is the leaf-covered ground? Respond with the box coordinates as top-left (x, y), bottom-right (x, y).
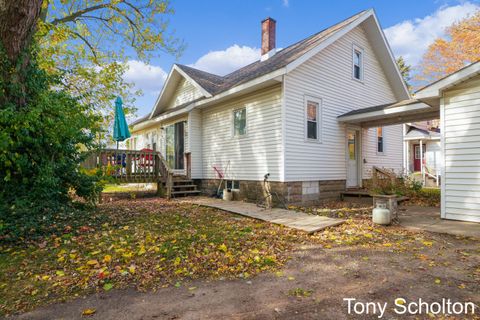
top-left (1, 198), bottom-right (479, 318)
top-left (0, 199), bottom-right (305, 316)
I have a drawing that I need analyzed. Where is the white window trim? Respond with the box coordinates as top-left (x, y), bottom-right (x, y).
top-left (304, 95), bottom-right (322, 143)
top-left (232, 107), bottom-right (247, 137)
top-left (376, 126), bottom-right (385, 155)
top-left (352, 44), bottom-right (364, 82)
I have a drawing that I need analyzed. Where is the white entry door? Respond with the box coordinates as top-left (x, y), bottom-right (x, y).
top-left (347, 130), bottom-right (359, 188)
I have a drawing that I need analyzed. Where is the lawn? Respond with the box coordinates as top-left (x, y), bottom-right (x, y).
top-left (1, 198), bottom-right (479, 318)
top-left (0, 199), bottom-right (303, 315)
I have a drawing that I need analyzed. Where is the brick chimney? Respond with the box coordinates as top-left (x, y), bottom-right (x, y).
top-left (261, 17), bottom-right (276, 58)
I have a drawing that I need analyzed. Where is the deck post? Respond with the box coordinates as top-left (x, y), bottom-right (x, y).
top-left (126, 152), bottom-right (132, 178)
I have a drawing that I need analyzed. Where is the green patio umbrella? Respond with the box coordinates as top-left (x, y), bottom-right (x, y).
top-left (113, 96), bottom-right (131, 165)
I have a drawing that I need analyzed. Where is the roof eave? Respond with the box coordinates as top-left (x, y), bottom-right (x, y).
top-left (415, 61), bottom-right (480, 99)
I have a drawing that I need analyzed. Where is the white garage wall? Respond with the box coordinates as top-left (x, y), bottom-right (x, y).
top-left (442, 75), bottom-right (480, 223)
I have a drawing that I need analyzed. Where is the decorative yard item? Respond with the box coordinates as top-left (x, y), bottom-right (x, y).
top-left (372, 201), bottom-right (391, 225)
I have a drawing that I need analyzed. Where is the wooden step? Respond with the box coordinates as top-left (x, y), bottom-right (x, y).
top-left (171, 190), bottom-right (201, 195)
top-left (172, 184), bottom-right (197, 189)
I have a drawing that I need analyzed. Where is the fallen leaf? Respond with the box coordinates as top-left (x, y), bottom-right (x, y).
top-left (82, 308), bottom-right (96, 316)
top-left (103, 283), bottom-right (113, 291)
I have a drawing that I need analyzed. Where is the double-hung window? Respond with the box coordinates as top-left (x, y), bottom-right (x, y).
top-left (305, 96), bottom-right (322, 142)
top-left (353, 45), bottom-right (363, 81)
top-left (233, 107), bottom-right (246, 136)
top-left (377, 127), bottom-right (384, 154)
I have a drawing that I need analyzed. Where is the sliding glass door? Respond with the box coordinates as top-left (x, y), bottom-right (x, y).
top-left (164, 121), bottom-right (185, 170)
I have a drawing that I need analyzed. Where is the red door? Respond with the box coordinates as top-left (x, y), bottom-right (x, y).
top-left (413, 144), bottom-right (426, 172)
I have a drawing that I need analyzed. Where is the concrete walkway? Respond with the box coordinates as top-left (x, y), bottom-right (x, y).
top-left (187, 197), bottom-right (344, 233)
top-left (399, 206), bottom-right (480, 238)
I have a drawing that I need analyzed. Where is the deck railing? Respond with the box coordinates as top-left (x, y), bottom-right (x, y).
top-left (81, 148), bottom-right (174, 197)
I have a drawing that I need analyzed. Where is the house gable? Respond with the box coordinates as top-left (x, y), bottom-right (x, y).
top-left (166, 77), bottom-right (204, 110)
top-left (283, 23), bottom-right (403, 182)
top-left (149, 65), bottom-right (212, 118)
top-left (285, 11), bottom-right (409, 102)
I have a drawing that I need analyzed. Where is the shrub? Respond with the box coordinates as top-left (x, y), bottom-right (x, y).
top-left (0, 45), bottom-right (103, 242)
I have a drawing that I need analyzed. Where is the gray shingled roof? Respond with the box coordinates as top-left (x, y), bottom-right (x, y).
top-left (338, 99), bottom-right (420, 118)
top-left (175, 10), bottom-right (367, 96)
top-left (133, 10), bottom-right (368, 125)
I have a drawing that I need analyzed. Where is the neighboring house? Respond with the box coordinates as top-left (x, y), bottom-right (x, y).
top-left (129, 9), bottom-right (410, 203)
top-left (404, 122), bottom-right (441, 186)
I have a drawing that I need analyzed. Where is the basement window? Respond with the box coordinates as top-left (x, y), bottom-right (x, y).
top-left (226, 180), bottom-right (240, 190)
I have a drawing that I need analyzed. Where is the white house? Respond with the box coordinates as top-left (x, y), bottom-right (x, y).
top-left (404, 123), bottom-right (441, 186)
top-left (129, 9), bottom-right (410, 203)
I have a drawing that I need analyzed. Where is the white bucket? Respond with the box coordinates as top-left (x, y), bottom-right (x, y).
top-left (223, 189), bottom-right (233, 201)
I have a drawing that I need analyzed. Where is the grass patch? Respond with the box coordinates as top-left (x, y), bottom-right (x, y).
top-left (103, 183), bottom-right (156, 193)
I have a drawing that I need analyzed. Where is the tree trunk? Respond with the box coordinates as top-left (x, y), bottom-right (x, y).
top-left (0, 0), bottom-right (43, 63)
top-left (0, 0), bottom-right (43, 106)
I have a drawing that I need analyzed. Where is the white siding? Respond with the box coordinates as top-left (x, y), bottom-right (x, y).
top-left (166, 78), bottom-right (203, 110)
top-left (283, 25), bottom-right (403, 181)
top-left (442, 76), bottom-right (480, 222)
top-left (362, 125), bottom-right (404, 178)
top-left (201, 85), bottom-right (283, 181)
top-left (188, 109), bottom-right (203, 178)
top-left (425, 140), bottom-right (441, 173)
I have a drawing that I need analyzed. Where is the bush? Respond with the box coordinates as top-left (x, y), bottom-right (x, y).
top-left (0, 46), bottom-right (103, 242)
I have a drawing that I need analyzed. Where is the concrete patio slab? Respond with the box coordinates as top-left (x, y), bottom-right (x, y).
top-left (186, 197), bottom-right (344, 233)
top-left (399, 206), bottom-right (480, 238)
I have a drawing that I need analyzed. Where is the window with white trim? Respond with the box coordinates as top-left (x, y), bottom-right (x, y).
top-left (352, 45), bottom-right (363, 81)
top-left (233, 108), bottom-right (246, 136)
top-left (305, 96), bottom-right (322, 141)
top-left (377, 127), bottom-right (384, 154)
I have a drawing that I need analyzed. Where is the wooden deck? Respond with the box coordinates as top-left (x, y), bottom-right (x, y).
top-left (82, 148), bottom-right (167, 183)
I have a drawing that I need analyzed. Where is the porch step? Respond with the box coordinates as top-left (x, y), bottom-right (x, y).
top-left (170, 179), bottom-right (201, 198)
top-left (171, 190), bottom-right (201, 196)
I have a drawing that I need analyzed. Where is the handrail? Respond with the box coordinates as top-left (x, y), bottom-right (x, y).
top-left (371, 166), bottom-right (396, 188)
top-left (81, 148), bottom-right (174, 198)
top-left (423, 165), bottom-right (439, 187)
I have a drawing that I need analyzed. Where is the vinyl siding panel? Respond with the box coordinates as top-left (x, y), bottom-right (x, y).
top-left (166, 78), bottom-right (203, 110)
top-left (188, 109), bottom-right (203, 178)
top-left (443, 75), bottom-right (480, 222)
top-left (201, 85), bottom-right (283, 181)
top-left (283, 25), bottom-right (403, 181)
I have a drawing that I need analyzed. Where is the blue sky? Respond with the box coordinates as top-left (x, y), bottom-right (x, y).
top-left (125, 0), bottom-right (480, 118)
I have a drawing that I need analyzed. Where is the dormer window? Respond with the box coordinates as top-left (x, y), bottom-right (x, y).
top-left (352, 45), bottom-right (364, 81)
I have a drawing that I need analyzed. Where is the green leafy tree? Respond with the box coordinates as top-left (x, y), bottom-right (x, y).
top-left (37, 0), bottom-right (184, 129)
top-left (396, 56), bottom-right (412, 92)
top-left (0, 0), bottom-right (104, 241)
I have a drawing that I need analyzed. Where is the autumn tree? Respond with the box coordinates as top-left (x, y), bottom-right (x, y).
top-left (418, 10), bottom-right (480, 83)
top-left (37, 0), bottom-right (184, 123)
top-left (396, 56), bottom-right (412, 92)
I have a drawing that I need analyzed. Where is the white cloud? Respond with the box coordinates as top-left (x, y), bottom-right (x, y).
top-left (384, 2), bottom-right (479, 66)
top-left (189, 45), bottom-right (260, 76)
top-left (123, 60), bottom-right (168, 94)
top-left (283, 0), bottom-right (289, 7)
